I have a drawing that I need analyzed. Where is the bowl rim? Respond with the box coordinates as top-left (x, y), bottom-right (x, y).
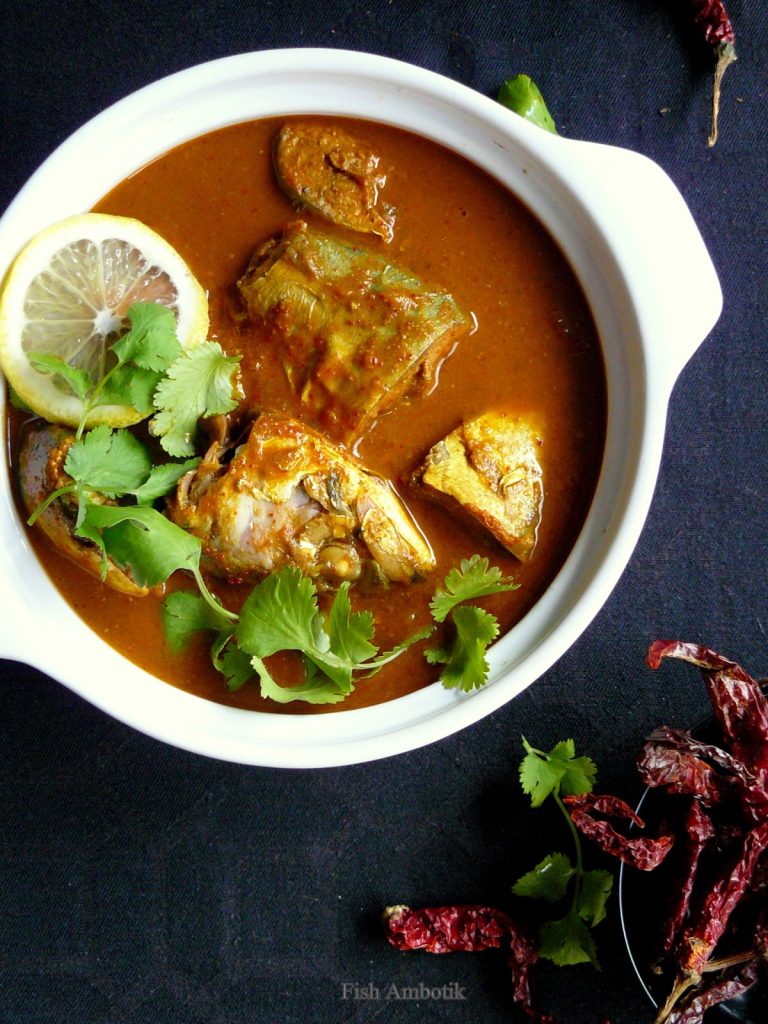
top-left (0, 48), bottom-right (721, 767)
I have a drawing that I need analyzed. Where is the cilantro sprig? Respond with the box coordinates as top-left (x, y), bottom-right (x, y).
top-left (425, 555), bottom-right (518, 692)
top-left (30, 302), bottom-right (181, 437)
top-left (29, 301), bottom-right (241, 454)
top-left (512, 739), bottom-right (611, 968)
top-left (150, 342), bottom-right (242, 457)
top-left (160, 554), bottom-right (515, 704)
top-left (80, 504), bottom-right (229, 616)
top-left (26, 300), bottom-right (241, 614)
top-left (429, 555), bottom-right (520, 622)
top-left (28, 424), bottom-right (199, 526)
top-left (163, 567), bottom-right (431, 702)
top-left (26, 423), bottom-right (228, 617)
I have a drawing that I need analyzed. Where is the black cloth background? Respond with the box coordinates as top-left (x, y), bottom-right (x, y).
top-left (1, 2), bottom-right (766, 1022)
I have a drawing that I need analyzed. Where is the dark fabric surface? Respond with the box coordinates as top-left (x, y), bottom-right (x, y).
top-left (1, 2), bottom-right (766, 1022)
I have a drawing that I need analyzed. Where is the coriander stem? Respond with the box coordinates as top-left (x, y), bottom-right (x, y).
top-left (192, 567), bottom-right (238, 622)
top-left (27, 484), bottom-right (77, 526)
top-left (555, 789), bottom-right (584, 908)
top-left (360, 625), bottom-right (435, 674)
top-left (76, 369), bottom-right (113, 439)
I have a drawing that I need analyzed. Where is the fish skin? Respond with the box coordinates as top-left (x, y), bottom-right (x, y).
top-left (274, 122), bottom-right (395, 242)
top-left (237, 222), bottom-right (470, 443)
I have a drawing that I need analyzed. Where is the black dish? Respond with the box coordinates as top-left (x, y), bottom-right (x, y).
top-left (618, 783), bottom-right (766, 1023)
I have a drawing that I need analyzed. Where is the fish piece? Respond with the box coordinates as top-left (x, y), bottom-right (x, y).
top-left (415, 413), bottom-right (543, 562)
top-left (17, 420), bottom-right (149, 596)
top-left (274, 122), bottom-right (395, 241)
top-left (238, 222), bottom-right (470, 442)
top-left (169, 414), bottom-right (435, 587)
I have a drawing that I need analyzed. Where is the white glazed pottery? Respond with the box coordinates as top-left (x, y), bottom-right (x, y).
top-left (0, 50), bottom-right (722, 767)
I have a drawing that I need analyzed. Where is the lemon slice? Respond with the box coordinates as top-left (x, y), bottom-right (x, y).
top-left (0, 213), bottom-right (209, 427)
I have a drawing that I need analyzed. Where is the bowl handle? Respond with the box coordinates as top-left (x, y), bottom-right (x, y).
top-left (565, 139), bottom-right (722, 386)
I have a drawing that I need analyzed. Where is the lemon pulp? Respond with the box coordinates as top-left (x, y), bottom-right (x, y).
top-left (0, 214), bottom-right (209, 427)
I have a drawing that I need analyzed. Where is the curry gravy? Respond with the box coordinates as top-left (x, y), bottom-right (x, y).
top-left (12, 116), bottom-right (606, 712)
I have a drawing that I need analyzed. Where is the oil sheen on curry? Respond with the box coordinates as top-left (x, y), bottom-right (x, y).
top-left (12, 116), bottom-right (606, 713)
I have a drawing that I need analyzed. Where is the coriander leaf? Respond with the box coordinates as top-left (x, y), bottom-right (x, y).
top-left (549, 738), bottom-right (576, 760)
top-left (251, 655), bottom-right (351, 705)
top-left (518, 738), bottom-right (596, 807)
top-left (559, 753), bottom-right (598, 798)
top-left (150, 341), bottom-right (241, 457)
top-left (131, 458), bottom-right (199, 504)
top-left (577, 870), bottom-right (613, 928)
top-left (425, 605), bottom-right (498, 691)
top-left (512, 852), bottom-right (574, 903)
top-left (98, 364), bottom-right (162, 415)
top-left (73, 503), bottom-right (109, 573)
top-left (430, 554), bottom-right (518, 623)
top-left (236, 566), bottom-right (320, 659)
top-left (515, 737), bottom-right (607, 971)
top-left (212, 638), bottom-right (255, 692)
top-left (538, 911), bottom-right (599, 968)
top-left (111, 301), bottom-right (182, 371)
top-left (424, 644), bottom-right (448, 665)
top-left (162, 589), bottom-right (234, 653)
top-left (236, 567), bottom-right (354, 689)
top-left (64, 425), bottom-right (152, 497)
top-left (519, 738), bottom-right (569, 807)
top-left (328, 583), bottom-right (377, 665)
top-left (81, 504), bottom-right (202, 587)
top-left (28, 352), bottom-right (92, 399)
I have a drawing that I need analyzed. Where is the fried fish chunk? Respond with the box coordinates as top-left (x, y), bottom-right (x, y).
top-left (17, 420), bottom-right (149, 596)
top-left (415, 413), bottom-right (543, 562)
top-left (274, 122), bottom-right (395, 241)
top-left (238, 222), bottom-right (470, 442)
top-left (169, 414), bottom-right (435, 587)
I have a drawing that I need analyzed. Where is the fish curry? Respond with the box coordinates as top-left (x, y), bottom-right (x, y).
top-left (10, 116), bottom-right (606, 712)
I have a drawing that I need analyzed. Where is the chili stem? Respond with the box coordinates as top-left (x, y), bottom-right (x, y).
top-left (708, 41), bottom-right (737, 147)
top-left (654, 972), bottom-right (697, 1024)
top-left (654, 950), bottom-right (755, 1024)
top-left (701, 948), bottom-right (754, 973)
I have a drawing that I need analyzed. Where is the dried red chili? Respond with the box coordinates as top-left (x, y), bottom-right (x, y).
top-left (566, 642), bottom-right (768, 1022)
top-left (680, 819), bottom-right (768, 976)
top-left (690, 0), bottom-right (737, 146)
top-left (638, 730), bottom-right (723, 805)
top-left (384, 903), bottom-right (516, 954)
top-left (383, 904), bottom-right (547, 1020)
top-left (646, 642), bottom-right (768, 775)
top-left (662, 800), bottom-right (716, 955)
top-left (564, 792), bottom-right (675, 870)
top-left (638, 725), bottom-right (768, 822)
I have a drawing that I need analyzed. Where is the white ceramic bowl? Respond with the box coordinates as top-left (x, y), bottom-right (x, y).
top-left (0, 49), bottom-right (721, 767)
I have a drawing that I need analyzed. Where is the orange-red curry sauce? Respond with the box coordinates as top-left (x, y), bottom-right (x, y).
top-left (11, 117), bottom-right (606, 712)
